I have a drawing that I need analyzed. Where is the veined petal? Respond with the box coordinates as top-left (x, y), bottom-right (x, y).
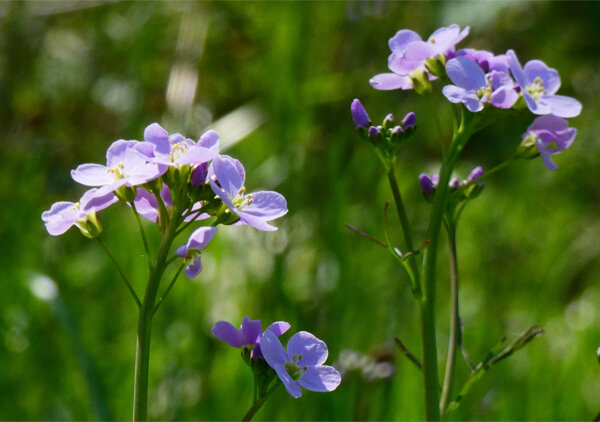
top-left (528, 114), bottom-right (569, 132)
top-left (144, 123), bottom-right (171, 155)
top-left (260, 330), bottom-right (289, 367)
top-left (240, 316), bottom-right (262, 346)
top-left (273, 363), bottom-right (302, 398)
top-left (287, 331), bottom-right (328, 366)
top-left (175, 146), bottom-right (217, 166)
top-left (445, 57), bottom-right (486, 91)
top-left (388, 29), bottom-right (421, 54)
top-left (106, 140), bottom-right (137, 167)
top-left (266, 321), bottom-right (291, 337)
top-left (186, 227), bottom-right (217, 251)
top-left (388, 42), bottom-right (435, 75)
top-left (299, 365), bottom-right (341, 393)
top-left (42, 201), bottom-right (81, 236)
top-left (212, 321), bottom-right (245, 348)
top-left (237, 211), bottom-right (279, 231)
top-left (490, 86), bottom-right (518, 109)
top-left (369, 73), bottom-right (412, 91)
top-left (71, 163), bottom-right (113, 186)
top-left (80, 186), bottom-right (118, 212)
top-left (442, 85), bottom-right (483, 112)
top-left (242, 191), bottom-right (288, 219)
top-left (212, 155), bottom-right (245, 198)
top-left (198, 129), bottom-right (220, 151)
top-left (542, 94), bottom-right (582, 118)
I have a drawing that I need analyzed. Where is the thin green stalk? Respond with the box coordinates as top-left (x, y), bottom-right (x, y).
top-left (387, 164), bottom-right (422, 297)
top-left (152, 262), bottom-right (185, 316)
top-left (242, 382), bottom-right (280, 422)
top-left (132, 216), bottom-right (178, 421)
top-left (419, 110), bottom-right (477, 421)
top-left (130, 201), bottom-right (153, 269)
top-left (440, 222), bottom-right (459, 417)
top-left (97, 237), bottom-right (141, 308)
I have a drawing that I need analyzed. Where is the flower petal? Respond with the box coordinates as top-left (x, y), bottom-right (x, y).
top-left (542, 94), bottom-right (582, 118)
top-left (186, 227), bottom-right (217, 251)
top-left (260, 330), bottom-right (289, 368)
top-left (211, 321), bottom-right (244, 348)
top-left (490, 86), bottom-right (518, 109)
top-left (273, 363), bottom-right (302, 398)
top-left (198, 130), bottom-right (220, 150)
top-left (237, 211), bottom-right (279, 231)
top-left (523, 60), bottom-right (561, 95)
top-left (369, 73), bottom-right (412, 91)
top-left (266, 321), bottom-right (291, 337)
top-left (242, 191), bottom-right (288, 220)
top-left (240, 316), bottom-right (262, 346)
top-left (144, 123), bottom-right (171, 155)
top-left (41, 201), bottom-right (81, 236)
top-left (388, 29), bottom-right (421, 54)
top-left (299, 365), bottom-right (341, 393)
top-left (71, 164), bottom-right (113, 186)
top-left (445, 57), bottom-right (486, 91)
top-left (287, 331), bottom-right (328, 366)
top-left (506, 49), bottom-right (528, 91)
top-left (535, 137), bottom-right (559, 171)
top-left (212, 155), bottom-right (245, 198)
top-left (184, 256), bottom-right (202, 279)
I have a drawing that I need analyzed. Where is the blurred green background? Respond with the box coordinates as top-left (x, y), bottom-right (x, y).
top-left (1, 1), bottom-right (599, 420)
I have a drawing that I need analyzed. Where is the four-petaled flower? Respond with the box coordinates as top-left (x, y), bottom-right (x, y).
top-left (260, 330), bottom-right (341, 398)
top-left (370, 24), bottom-right (469, 91)
top-left (209, 155), bottom-right (288, 231)
top-left (522, 115), bottom-right (577, 170)
top-left (71, 140), bottom-right (165, 195)
top-left (442, 57), bottom-right (518, 112)
top-left (506, 50), bottom-right (582, 118)
top-left (176, 227), bottom-right (217, 279)
top-left (212, 316), bottom-right (291, 359)
top-left (42, 187), bottom-right (118, 236)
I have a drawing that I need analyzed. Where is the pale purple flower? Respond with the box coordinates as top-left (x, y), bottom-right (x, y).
top-left (351, 99), bottom-right (371, 129)
top-left (142, 123), bottom-right (219, 167)
top-left (260, 330), bottom-right (341, 398)
top-left (370, 24), bottom-right (469, 91)
top-left (176, 227), bottom-right (217, 279)
top-left (133, 185), bottom-right (173, 222)
top-left (42, 187), bottom-right (117, 236)
top-left (506, 50), bottom-right (582, 118)
top-left (209, 155), bottom-right (287, 231)
top-left (71, 140), bottom-right (166, 193)
top-left (442, 57), bottom-right (518, 112)
top-left (523, 115), bottom-right (577, 170)
top-left (212, 316), bottom-right (291, 359)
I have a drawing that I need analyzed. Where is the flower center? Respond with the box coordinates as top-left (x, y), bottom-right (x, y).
top-left (232, 187), bottom-right (253, 210)
top-left (170, 142), bottom-right (188, 162)
top-left (285, 354), bottom-right (308, 381)
top-left (108, 163), bottom-right (125, 179)
top-left (525, 76), bottom-right (548, 100)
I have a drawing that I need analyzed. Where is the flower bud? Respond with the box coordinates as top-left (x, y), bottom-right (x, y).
top-left (597, 346), bottom-right (600, 366)
top-left (401, 112), bottom-right (416, 130)
top-left (424, 55), bottom-right (446, 77)
top-left (419, 173), bottom-right (437, 195)
top-left (516, 134), bottom-right (540, 160)
top-left (75, 211), bottom-right (103, 239)
top-left (382, 113), bottom-right (395, 130)
top-left (368, 125), bottom-right (382, 142)
top-left (449, 177), bottom-right (460, 190)
top-left (389, 125), bottom-right (404, 143)
top-left (467, 166), bottom-right (484, 183)
top-left (351, 99), bottom-right (371, 129)
top-left (410, 70), bottom-right (432, 95)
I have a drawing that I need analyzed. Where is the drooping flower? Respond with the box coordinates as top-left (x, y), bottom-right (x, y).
top-left (142, 123), bottom-right (219, 168)
top-left (260, 330), bottom-right (341, 398)
top-left (132, 185), bottom-right (173, 222)
top-left (42, 187), bottom-right (118, 236)
top-left (71, 140), bottom-right (166, 194)
top-left (370, 24), bottom-right (469, 91)
top-left (212, 316), bottom-right (291, 359)
top-left (176, 226), bottom-right (217, 279)
top-left (442, 57), bottom-right (518, 112)
top-left (351, 99), bottom-right (371, 129)
top-left (506, 50), bottom-right (582, 118)
top-left (522, 115), bottom-right (577, 170)
top-left (209, 155), bottom-right (287, 231)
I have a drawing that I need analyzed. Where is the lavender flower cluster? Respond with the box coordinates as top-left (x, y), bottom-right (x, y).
top-left (212, 317), bottom-right (341, 398)
top-left (42, 123), bottom-right (287, 279)
top-left (356, 24), bottom-right (581, 173)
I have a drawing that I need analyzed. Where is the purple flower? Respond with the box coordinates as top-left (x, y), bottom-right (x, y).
top-left (370, 24), bottom-right (469, 91)
top-left (466, 166), bottom-right (484, 183)
top-left (209, 155), bottom-right (287, 231)
top-left (506, 50), bottom-right (582, 118)
top-left (176, 227), bottom-right (217, 279)
top-left (442, 57), bottom-right (518, 112)
top-left (42, 187), bottom-right (117, 236)
top-left (133, 185), bottom-right (173, 222)
top-left (523, 115), bottom-right (577, 170)
top-left (212, 316), bottom-right (291, 359)
top-left (419, 173), bottom-right (438, 195)
top-left (260, 330), bottom-right (341, 398)
top-left (71, 140), bottom-right (166, 193)
top-left (456, 49), bottom-right (509, 73)
top-left (401, 112), bottom-right (416, 129)
top-left (142, 123), bottom-right (219, 167)
top-left (350, 99), bottom-right (371, 129)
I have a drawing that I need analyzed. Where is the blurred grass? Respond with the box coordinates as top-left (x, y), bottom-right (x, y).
top-left (1, 1), bottom-right (599, 420)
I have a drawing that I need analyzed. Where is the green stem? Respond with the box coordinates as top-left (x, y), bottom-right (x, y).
top-left (152, 262), bottom-right (185, 316)
top-left (387, 164), bottom-right (421, 297)
top-left (97, 237), bottom-right (141, 308)
top-left (419, 110), bottom-right (477, 421)
top-left (130, 201), bottom-right (153, 270)
top-left (242, 382), bottom-right (280, 422)
top-left (132, 218), bottom-right (178, 421)
top-left (440, 222), bottom-right (459, 417)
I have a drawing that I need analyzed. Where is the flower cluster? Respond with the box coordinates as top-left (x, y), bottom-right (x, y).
top-left (42, 123), bottom-right (288, 278)
top-left (369, 25), bottom-right (581, 170)
top-left (213, 316), bottom-right (341, 399)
